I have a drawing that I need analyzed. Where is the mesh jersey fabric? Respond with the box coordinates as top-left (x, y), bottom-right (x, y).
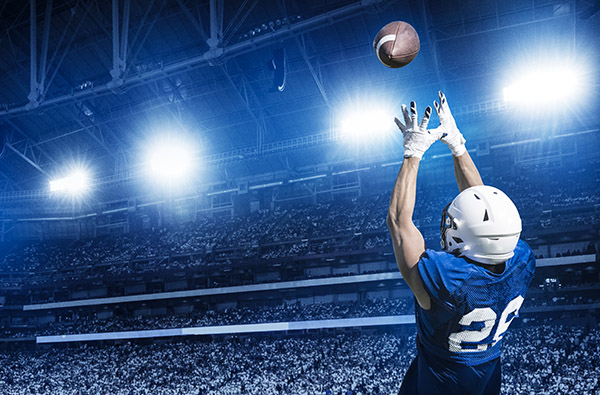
top-left (415, 239), bottom-right (536, 365)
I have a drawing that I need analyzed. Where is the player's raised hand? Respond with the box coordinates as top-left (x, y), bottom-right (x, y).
top-left (432, 91), bottom-right (467, 157)
top-left (394, 101), bottom-right (441, 159)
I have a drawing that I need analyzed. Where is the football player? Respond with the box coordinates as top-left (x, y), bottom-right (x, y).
top-left (387, 92), bottom-right (535, 394)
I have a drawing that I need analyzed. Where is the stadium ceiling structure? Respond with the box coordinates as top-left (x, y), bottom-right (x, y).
top-left (0, 0), bottom-right (597, 195)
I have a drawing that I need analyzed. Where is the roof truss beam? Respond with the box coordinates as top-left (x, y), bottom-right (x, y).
top-left (125, 0), bottom-right (167, 77)
top-left (0, 0), bottom-right (381, 119)
top-left (108, 0), bottom-right (131, 88)
top-left (418, 0), bottom-right (446, 90)
top-left (434, 1), bottom-right (575, 42)
top-left (0, 169), bottom-right (19, 192)
top-left (43, 0), bottom-right (88, 98)
top-left (175, 0), bottom-right (208, 42)
top-left (4, 119), bottom-right (57, 172)
top-left (294, 34), bottom-right (330, 109)
top-left (222, 0), bottom-right (259, 46)
top-left (27, 0), bottom-right (53, 109)
top-left (207, 0), bottom-right (224, 48)
top-left (68, 105), bottom-right (119, 162)
top-left (220, 63), bottom-right (268, 152)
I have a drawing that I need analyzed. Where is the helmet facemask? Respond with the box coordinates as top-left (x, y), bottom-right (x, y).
top-left (440, 202), bottom-right (464, 256)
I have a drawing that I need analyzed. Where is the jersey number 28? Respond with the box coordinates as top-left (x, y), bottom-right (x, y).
top-left (448, 295), bottom-right (524, 353)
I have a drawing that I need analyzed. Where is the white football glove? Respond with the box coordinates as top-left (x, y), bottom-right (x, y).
top-left (432, 91), bottom-right (467, 157)
top-left (394, 101), bottom-right (442, 159)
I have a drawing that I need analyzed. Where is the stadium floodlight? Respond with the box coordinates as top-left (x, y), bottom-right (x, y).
top-left (49, 169), bottom-right (91, 195)
top-left (144, 135), bottom-right (197, 185)
top-left (503, 66), bottom-right (583, 105)
top-left (340, 106), bottom-right (396, 143)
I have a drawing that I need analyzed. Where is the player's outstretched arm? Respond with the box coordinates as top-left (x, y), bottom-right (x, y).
top-left (387, 102), bottom-right (438, 310)
top-left (387, 158), bottom-right (431, 310)
top-left (433, 91), bottom-right (483, 192)
top-left (452, 151), bottom-right (483, 192)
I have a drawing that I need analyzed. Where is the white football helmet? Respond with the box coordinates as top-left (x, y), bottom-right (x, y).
top-left (440, 185), bottom-right (522, 265)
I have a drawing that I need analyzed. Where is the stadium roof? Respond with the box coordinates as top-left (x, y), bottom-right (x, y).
top-left (0, 0), bottom-right (598, 194)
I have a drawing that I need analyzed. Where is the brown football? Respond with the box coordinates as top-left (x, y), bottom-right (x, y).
top-left (373, 21), bottom-right (420, 68)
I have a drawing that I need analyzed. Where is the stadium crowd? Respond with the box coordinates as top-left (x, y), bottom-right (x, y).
top-left (0, 182), bottom-right (598, 288)
top-left (0, 163), bottom-right (598, 393)
top-left (0, 325), bottom-right (598, 394)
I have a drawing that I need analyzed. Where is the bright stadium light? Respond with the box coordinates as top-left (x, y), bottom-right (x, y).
top-left (339, 102), bottom-right (396, 144)
top-left (49, 169), bottom-right (91, 195)
top-left (503, 65), bottom-right (584, 105)
top-left (144, 135), bottom-right (197, 185)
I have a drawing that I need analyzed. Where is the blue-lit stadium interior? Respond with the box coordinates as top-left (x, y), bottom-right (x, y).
top-left (0, 0), bottom-right (599, 393)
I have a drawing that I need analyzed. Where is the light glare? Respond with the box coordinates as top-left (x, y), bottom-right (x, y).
top-left (341, 109), bottom-right (394, 142)
top-left (503, 67), bottom-right (582, 105)
top-left (49, 169), bottom-right (90, 195)
top-left (146, 137), bottom-right (196, 184)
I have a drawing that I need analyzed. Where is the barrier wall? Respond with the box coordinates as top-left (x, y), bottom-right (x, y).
top-left (36, 315), bottom-right (416, 344)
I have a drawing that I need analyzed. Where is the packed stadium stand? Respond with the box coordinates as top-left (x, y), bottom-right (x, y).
top-left (1, 153), bottom-right (599, 393)
top-left (1, 327), bottom-right (600, 394)
top-left (1, 140), bottom-right (599, 394)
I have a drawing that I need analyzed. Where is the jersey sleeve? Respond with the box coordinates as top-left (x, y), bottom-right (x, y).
top-left (418, 250), bottom-right (466, 311)
top-left (513, 239), bottom-right (536, 283)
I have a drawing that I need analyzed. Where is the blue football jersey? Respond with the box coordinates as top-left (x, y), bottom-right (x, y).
top-left (416, 239), bottom-right (535, 365)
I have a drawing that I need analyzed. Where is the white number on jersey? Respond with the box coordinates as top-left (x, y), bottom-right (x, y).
top-left (448, 295), bottom-right (524, 353)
